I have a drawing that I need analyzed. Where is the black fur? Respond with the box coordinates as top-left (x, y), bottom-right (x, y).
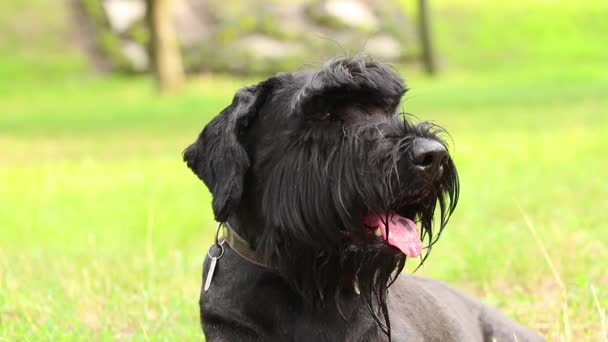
top-left (184, 58), bottom-right (544, 342)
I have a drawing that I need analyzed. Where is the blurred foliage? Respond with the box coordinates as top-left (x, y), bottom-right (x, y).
top-left (68, 0), bottom-right (415, 75)
top-left (80, 0), bottom-right (134, 72)
top-left (129, 17), bottom-right (150, 46)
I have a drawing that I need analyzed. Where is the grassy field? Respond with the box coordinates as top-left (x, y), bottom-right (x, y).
top-left (1, 0), bottom-right (607, 341)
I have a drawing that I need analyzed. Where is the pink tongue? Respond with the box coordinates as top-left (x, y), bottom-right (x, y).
top-left (363, 213), bottom-right (422, 257)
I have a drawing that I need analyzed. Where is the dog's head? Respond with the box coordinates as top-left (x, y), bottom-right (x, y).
top-left (185, 58), bottom-right (459, 334)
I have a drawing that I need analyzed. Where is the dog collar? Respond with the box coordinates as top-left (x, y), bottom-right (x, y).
top-left (221, 222), bottom-right (271, 269)
top-left (213, 222), bottom-right (361, 295)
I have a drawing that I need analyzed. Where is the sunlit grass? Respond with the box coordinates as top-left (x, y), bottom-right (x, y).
top-left (1, 71), bottom-right (606, 340)
top-left (1, 159), bottom-right (210, 340)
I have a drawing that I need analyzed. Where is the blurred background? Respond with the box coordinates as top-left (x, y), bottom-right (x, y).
top-left (1, 0), bottom-right (607, 340)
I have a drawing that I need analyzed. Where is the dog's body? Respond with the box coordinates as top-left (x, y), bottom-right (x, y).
top-left (185, 58), bottom-right (544, 341)
top-left (201, 246), bottom-right (541, 341)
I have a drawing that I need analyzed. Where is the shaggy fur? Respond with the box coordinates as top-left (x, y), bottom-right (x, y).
top-left (184, 58), bottom-right (545, 341)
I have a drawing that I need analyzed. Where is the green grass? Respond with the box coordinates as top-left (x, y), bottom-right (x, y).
top-left (1, 0), bottom-right (608, 341)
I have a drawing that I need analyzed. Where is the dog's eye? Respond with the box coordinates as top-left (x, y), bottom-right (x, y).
top-left (320, 113), bottom-right (334, 123)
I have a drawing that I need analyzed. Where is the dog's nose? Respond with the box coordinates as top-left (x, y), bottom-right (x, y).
top-left (410, 138), bottom-right (448, 179)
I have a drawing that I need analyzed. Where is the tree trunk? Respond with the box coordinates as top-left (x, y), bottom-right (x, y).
top-left (418, 0), bottom-right (436, 75)
top-left (146, 0), bottom-right (185, 92)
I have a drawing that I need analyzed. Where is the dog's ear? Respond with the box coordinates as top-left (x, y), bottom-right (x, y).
top-left (183, 82), bottom-right (271, 222)
top-left (293, 58), bottom-right (407, 116)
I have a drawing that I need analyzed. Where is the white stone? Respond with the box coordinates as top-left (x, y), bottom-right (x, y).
top-left (365, 34), bottom-right (403, 60)
top-left (323, 0), bottom-right (379, 31)
top-left (102, 0), bottom-right (146, 33)
top-left (238, 34), bottom-right (304, 59)
top-left (275, 2), bottom-right (319, 36)
top-left (122, 40), bottom-right (149, 71)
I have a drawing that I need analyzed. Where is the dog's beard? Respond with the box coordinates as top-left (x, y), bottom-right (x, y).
top-left (255, 118), bottom-right (459, 337)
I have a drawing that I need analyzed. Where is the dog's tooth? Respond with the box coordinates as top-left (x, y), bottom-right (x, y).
top-left (374, 228), bottom-right (382, 237)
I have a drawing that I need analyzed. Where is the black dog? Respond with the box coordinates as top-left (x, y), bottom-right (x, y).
top-left (184, 58), bottom-right (544, 341)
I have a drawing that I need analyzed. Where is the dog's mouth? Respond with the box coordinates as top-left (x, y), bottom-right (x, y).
top-left (361, 185), bottom-right (443, 258)
top-left (363, 211), bottom-right (422, 258)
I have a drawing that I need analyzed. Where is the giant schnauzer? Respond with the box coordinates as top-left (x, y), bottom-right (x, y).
top-left (184, 58), bottom-right (544, 341)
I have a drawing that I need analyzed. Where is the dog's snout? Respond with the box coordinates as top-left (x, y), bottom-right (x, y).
top-left (410, 138), bottom-right (448, 179)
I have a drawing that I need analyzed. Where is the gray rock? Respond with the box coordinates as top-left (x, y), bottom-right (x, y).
top-left (237, 34), bottom-right (305, 60)
top-left (365, 34), bottom-right (403, 60)
top-left (79, 0), bottom-right (414, 74)
top-left (121, 40), bottom-right (149, 71)
top-left (274, 2), bottom-right (323, 37)
top-left (173, 0), bottom-right (211, 47)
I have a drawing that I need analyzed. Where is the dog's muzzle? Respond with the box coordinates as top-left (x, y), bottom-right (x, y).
top-left (410, 138), bottom-right (448, 180)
